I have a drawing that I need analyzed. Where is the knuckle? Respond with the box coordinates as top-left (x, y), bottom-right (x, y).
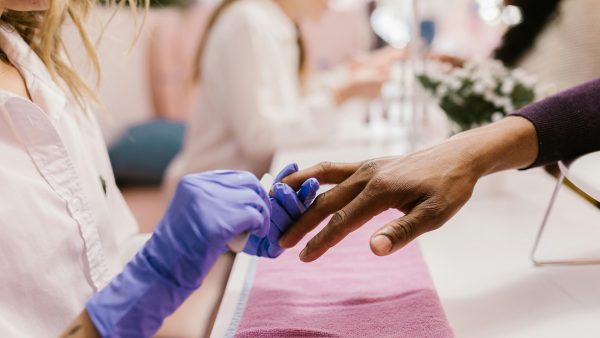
top-left (359, 186), bottom-right (379, 203)
top-left (315, 231), bottom-right (337, 250)
top-left (369, 175), bottom-right (387, 191)
top-left (360, 160), bottom-right (380, 176)
top-left (317, 161), bottom-right (335, 176)
top-left (421, 200), bottom-right (443, 218)
top-left (330, 209), bottom-right (348, 227)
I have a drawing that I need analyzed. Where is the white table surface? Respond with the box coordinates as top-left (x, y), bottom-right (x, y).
top-left (264, 123), bottom-right (600, 338)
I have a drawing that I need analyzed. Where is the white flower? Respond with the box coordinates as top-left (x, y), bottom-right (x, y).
top-left (452, 68), bottom-right (469, 79)
top-left (449, 79), bottom-right (462, 90)
top-left (492, 112), bottom-right (504, 122)
top-left (439, 62), bottom-right (453, 73)
top-left (464, 60), bottom-right (478, 71)
top-left (483, 90), bottom-right (497, 102)
top-left (503, 101), bottom-right (515, 113)
top-left (436, 84), bottom-right (449, 97)
top-left (473, 82), bottom-right (485, 94)
top-left (511, 68), bottom-right (538, 87)
top-left (482, 77), bottom-right (497, 91)
top-left (492, 97), bottom-right (505, 108)
top-left (501, 78), bottom-right (515, 95)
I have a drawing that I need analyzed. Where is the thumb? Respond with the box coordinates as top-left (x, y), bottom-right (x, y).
top-left (369, 203), bottom-right (437, 256)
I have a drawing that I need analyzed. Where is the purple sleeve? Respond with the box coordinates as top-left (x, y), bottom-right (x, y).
top-left (512, 77), bottom-right (600, 168)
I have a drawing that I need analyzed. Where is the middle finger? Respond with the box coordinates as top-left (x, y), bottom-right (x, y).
top-left (278, 172), bottom-right (366, 248)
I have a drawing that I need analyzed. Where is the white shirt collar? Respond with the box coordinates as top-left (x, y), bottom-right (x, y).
top-left (0, 25), bottom-right (67, 118)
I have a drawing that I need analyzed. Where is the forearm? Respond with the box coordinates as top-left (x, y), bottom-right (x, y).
top-left (59, 311), bottom-right (100, 338)
top-left (155, 253), bottom-right (235, 337)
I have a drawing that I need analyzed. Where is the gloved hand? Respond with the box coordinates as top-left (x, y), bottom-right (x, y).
top-left (86, 171), bottom-right (270, 338)
top-left (244, 163), bottom-right (319, 258)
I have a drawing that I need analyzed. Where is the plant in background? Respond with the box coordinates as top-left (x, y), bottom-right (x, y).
top-left (417, 59), bottom-right (548, 132)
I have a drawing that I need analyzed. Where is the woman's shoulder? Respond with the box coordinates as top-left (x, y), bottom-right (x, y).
top-left (217, 0), bottom-right (281, 33)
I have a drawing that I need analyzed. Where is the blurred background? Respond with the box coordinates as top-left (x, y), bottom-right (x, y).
top-left (61, 0), bottom-right (600, 231)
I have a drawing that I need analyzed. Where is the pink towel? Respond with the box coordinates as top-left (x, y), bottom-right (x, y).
top-left (234, 210), bottom-right (454, 338)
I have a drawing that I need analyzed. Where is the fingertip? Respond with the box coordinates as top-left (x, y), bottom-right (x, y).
top-left (274, 163), bottom-right (299, 183)
top-left (273, 183), bottom-right (299, 206)
top-left (299, 246), bottom-right (308, 260)
top-left (298, 178), bottom-right (320, 206)
top-left (273, 182), bottom-right (293, 195)
top-left (299, 246), bottom-right (318, 262)
top-left (298, 247), bottom-right (323, 263)
top-left (306, 177), bottom-right (320, 191)
top-left (278, 237), bottom-right (291, 249)
top-left (370, 235), bottom-right (392, 256)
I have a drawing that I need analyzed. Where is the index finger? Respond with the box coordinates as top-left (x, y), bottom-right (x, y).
top-left (281, 161), bottom-right (363, 190)
top-left (299, 187), bottom-right (388, 262)
top-left (278, 167), bottom-right (366, 248)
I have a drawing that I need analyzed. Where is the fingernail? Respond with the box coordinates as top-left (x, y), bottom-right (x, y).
top-left (278, 239), bottom-right (286, 247)
top-left (300, 246), bottom-right (308, 260)
top-left (371, 235), bottom-right (392, 255)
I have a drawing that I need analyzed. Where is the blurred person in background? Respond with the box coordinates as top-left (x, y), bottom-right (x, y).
top-left (165, 0), bottom-right (393, 189)
top-left (441, 0), bottom-right (600, 91)
top-left (495, 0), bottom-right (600, 91)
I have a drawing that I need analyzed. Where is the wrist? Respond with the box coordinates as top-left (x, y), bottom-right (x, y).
top-left (450, 116), bottom-right (539, 177)
top-left (60, 311), bottom-right (100, 338)
top-left (86, 235), bottom-right (220, 338)
top-left (333, 84), bottom-right (353, 105)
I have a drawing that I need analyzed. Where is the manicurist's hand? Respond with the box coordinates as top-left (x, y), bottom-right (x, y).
top-left (86, 171), bottom-right (271, 338)
top-left (279, 117), bottom-right (539, 262)
top-left (244, 163), bottom-right (319, 258)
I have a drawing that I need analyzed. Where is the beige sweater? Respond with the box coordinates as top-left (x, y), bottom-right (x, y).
top-left (518, 0), bottom-right (600, 91)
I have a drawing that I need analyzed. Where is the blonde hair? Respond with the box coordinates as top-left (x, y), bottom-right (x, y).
top-left (0, 0), bottom-right (148, 107)
top-left (192, 0), bottom-right (306, 82)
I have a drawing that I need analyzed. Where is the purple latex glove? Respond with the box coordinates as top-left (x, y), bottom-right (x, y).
top-left (86, 171), bottom-right (270, 338)
top-left (244, 163), bottom-right (319, 258)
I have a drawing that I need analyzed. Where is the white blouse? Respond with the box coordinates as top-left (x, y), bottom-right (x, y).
top-left (0, 27), bottom-right (148, 337)
top-left (165, 0), bottom-right (337, 187)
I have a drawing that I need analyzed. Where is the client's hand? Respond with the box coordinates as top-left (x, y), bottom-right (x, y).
top-left (278, 117), bottom-right (538, 262)
top-left (86, 171), bottom-right (270, 338)
top-left (244, 163), bottom-right (320, 258)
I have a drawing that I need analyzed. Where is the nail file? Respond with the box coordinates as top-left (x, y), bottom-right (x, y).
top-left (227, 174), bottom-right (275, 253)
